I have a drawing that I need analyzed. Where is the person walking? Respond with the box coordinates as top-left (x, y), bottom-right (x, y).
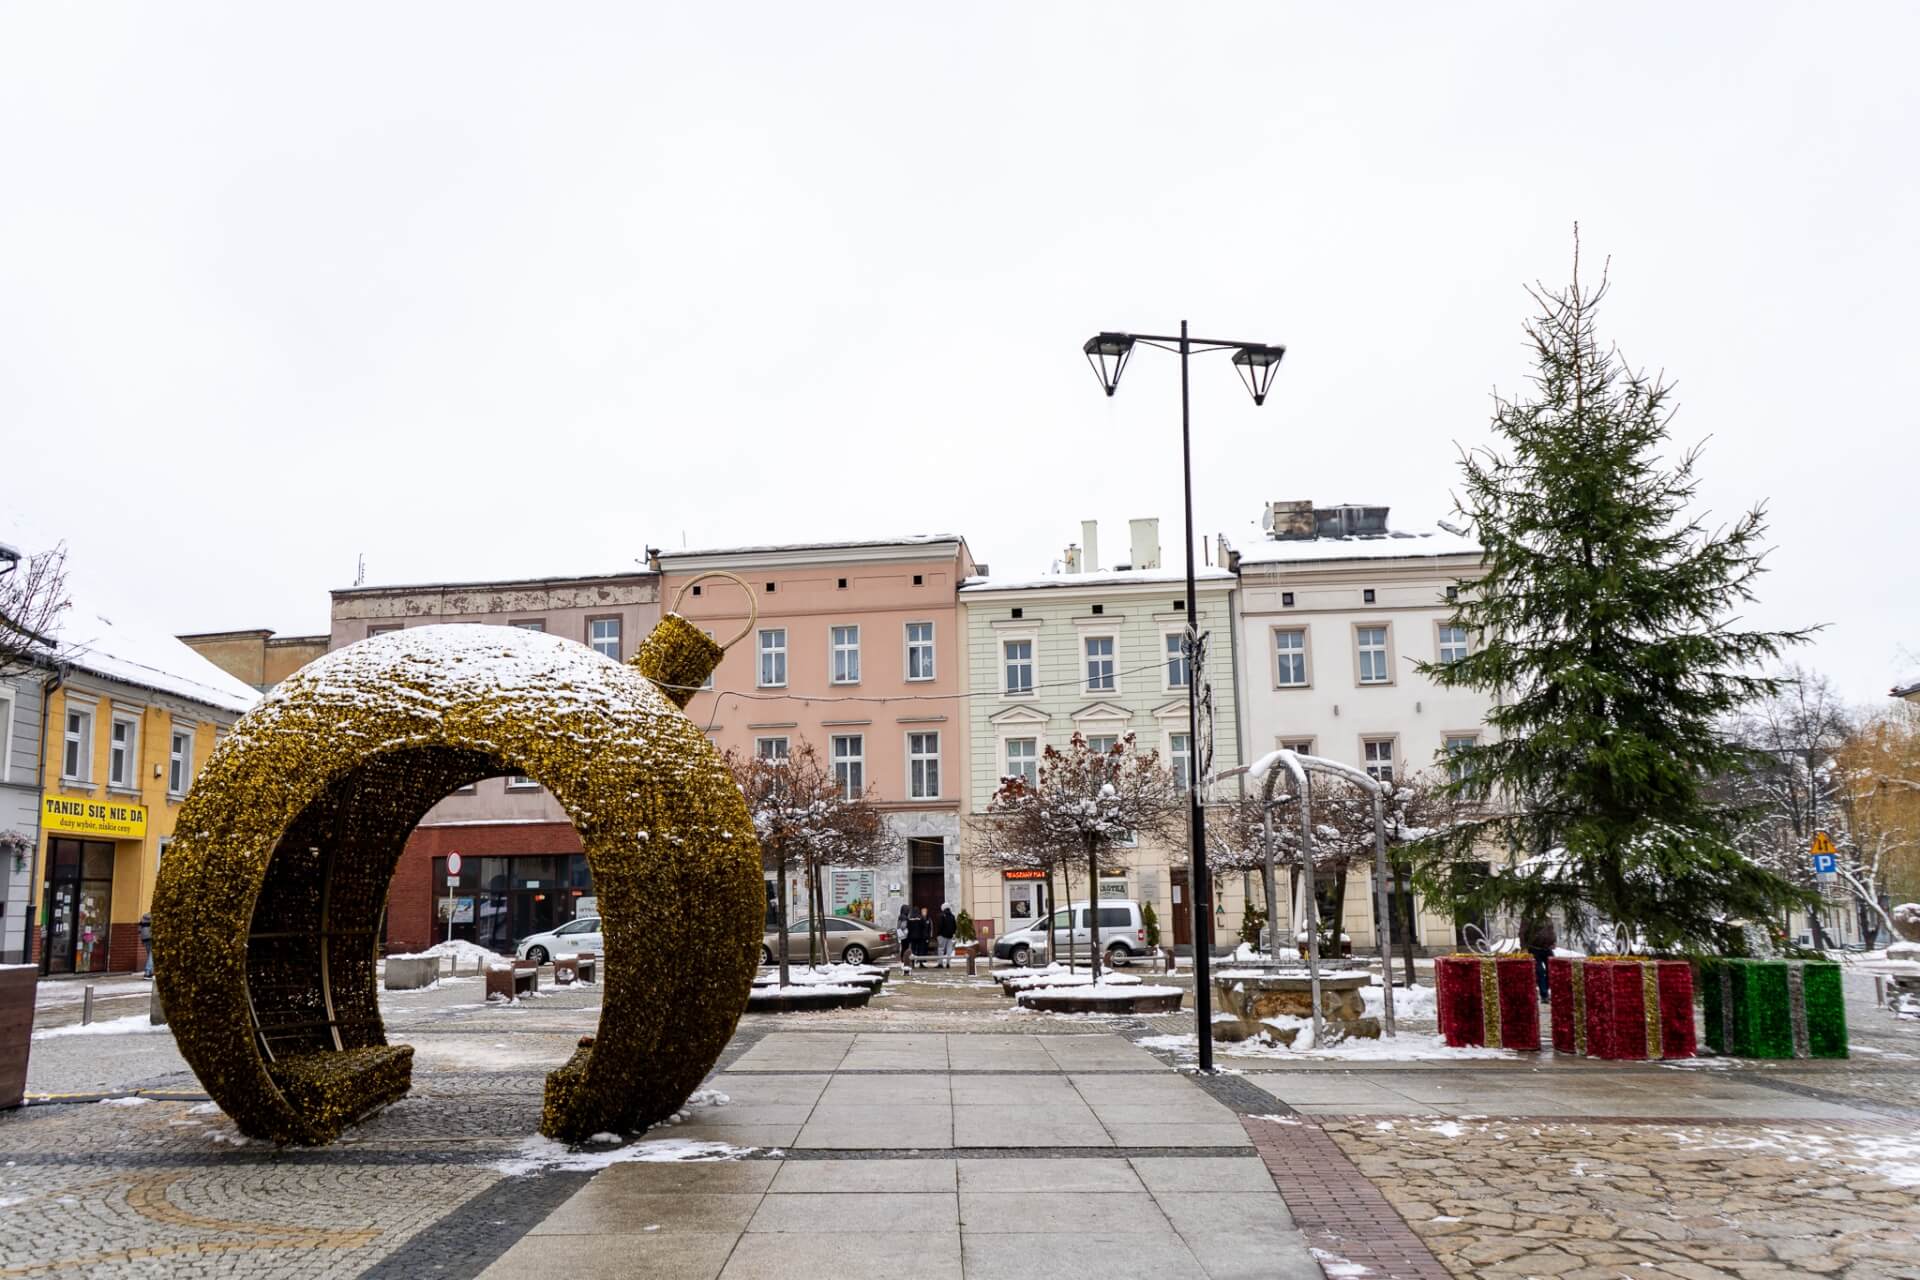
top-left (904, 908), bottom-right (928, 970)
top-left (937, 903), bottom-right (958, 968)
top-left (1522, 914), bottom-right (1557, 1000)
top-left (139, 913), bottom-right (154, 979)
top-left (896, 902), bottom-right (913, 969)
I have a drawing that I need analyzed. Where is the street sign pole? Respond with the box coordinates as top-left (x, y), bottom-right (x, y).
top-left (445, 851), bottom-right (463, 948)
top-left (1808, 832), bottom-right (1837, 950)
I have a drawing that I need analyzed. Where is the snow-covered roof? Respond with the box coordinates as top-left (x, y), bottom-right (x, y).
top-left (53, 599), bottom-right (261, 714)
top-left (1895, 675), bottom-right (1920, 700)
top-left (960, 565), bottom-right (1236, 593)
top-left (660, 534), bottom-right (965, 561)
top-left (1231, 527), bottom-right (1481, 566)
top-left (0, 539), bottom-right (19, 562)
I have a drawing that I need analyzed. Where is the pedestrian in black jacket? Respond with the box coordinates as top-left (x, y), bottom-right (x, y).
top-left (937, 904), bottom-right (958, 968)
top-left (905, 910), bottom-right (930, 969)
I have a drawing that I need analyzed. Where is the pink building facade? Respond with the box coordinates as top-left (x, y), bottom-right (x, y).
top-left (656, 537), bottom-right (978, 929)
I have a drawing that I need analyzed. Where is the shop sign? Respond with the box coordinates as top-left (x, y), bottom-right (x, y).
top-left (829, 867), bottom-right (875, 917)
top-left (42, 795), bottom-right (147, 839)
top-left (1002, 869), bottom-right (1046, 881)
top-left (438, 897), bottom-right (476, 924)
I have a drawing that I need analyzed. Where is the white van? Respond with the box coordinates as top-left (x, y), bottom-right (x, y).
top-left (991, 899), bottom-right (1149, 967)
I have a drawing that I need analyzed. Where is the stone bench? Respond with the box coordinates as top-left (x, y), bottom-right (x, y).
top-left (485, 964), bottom-right (539, 1002)
top-left (383, 956), bottom-right (440, 990)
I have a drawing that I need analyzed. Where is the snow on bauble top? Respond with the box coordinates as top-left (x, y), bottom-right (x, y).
top-left (241, 623), bottom-right (681, 747)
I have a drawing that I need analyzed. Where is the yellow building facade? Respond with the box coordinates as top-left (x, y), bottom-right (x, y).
top-left (30, 614), bottom-right (255, 975)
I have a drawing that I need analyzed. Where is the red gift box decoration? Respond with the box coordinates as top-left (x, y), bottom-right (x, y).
top-left (1435, 955), bottom-right (1541, 1050)
top-left (1548, 957), bottom-right (1695, 1060)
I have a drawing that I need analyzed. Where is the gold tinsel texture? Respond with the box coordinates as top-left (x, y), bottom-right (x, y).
top-left (151, 616), bottom-right (762, 1145)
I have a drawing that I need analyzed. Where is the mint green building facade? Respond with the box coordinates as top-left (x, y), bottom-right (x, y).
top-left (957, 561), bottom-right (1243, 950)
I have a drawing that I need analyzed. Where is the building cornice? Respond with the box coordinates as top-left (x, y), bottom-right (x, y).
top-left (659, 540), bottom-right (967, 573)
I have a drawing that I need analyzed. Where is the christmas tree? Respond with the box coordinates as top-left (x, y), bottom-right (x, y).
top-left (1415, 237), bottom-right (1814, 954)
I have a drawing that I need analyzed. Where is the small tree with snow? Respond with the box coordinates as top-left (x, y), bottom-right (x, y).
top-left (726, 742), bottom-right (895, 986)
top-left (980, 734), bottom-right (1180, 981)
top-left (1411, 239), bottom-right (1812, 953)
top-left (0, 539), bottom-right (67, 677)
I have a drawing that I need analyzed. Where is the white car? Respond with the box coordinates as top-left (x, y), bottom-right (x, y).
top-left (516, 916), bottom-right (603, 966)
top-left (991, 900), bottom-right (1150, 968)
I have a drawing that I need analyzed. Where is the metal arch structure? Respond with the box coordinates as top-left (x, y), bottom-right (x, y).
top-left (151, 617), bottom-right (763, 1145)
top-left (1209, 748), bottom-right (1399, 1044)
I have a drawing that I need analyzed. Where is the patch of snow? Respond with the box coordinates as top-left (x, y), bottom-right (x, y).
top-left (494, 1136), bottom-right (757, 1177)
top-left (1364, 983), bottom-right (1436, 1021)
top-left (32, 1014), bottom-right (171, 1040)
top-left (1022, 984), bottom-right (1182, 1002)
top-left (748, 984), bottom-right (864, 997)
top-left (48, 592), bottom-right (260, 713)
top-left (1310, 1246), bottom-right (1373, 1277)
top-left (1423, 1121), bottom-right (1465, 1138)
top-left (96, 1096), bottom-right (151, 1107)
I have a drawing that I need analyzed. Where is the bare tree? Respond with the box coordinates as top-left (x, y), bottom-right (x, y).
top-left (980, 733), bottom-right (1181, 982)
top-left (0, 540), bottom-right (68, 676)
top-left (969, 774), bottom-right (1072, 966)
top-left (1723, 666), bottom-right (1857, 946)
top-left (726, 742), bottom-right (896, 986)
top-left (1836, 702), bottom-right (1920, 943)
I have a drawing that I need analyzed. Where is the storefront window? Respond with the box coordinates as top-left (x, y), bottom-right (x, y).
top-left (432, 852), bottom-right (592, 952)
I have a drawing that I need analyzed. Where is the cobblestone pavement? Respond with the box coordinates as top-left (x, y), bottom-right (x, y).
top-left (5, 961), bottom-right (1919, 1278)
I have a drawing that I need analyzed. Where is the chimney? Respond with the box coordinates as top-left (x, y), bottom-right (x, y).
top-left (1080, 520), bottom-right (1100, 573)
top-left (1128, 518), bottom-right (1160, 571)
top-left (1264, 500), bottom-right (1315, 541)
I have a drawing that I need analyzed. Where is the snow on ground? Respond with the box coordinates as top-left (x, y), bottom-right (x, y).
top-left (1023, 984), bottom-right (1182, 1002)
top-left (1310, 1247), bottom-right (1373, 1277)
top-left (493, 1137), bottom-right (761, 1177)
top-left (1005, 972), bottom-right (1142, 991)
top-left (1138, 1029), bottom-right (1519, 1063)
top-left (396, 940), bottom-right (503, 966)
top-left (32, 1013), bottom-right (171, 1040)
top-left (95, 1096), bottom-right (152, 1107)
top-left (1364, 982), bottom-right (1436, 1021)
top-left (1662, 1125), bottom-right (1920, 1188)
top-left (748, 984), bottom-right (864, 997)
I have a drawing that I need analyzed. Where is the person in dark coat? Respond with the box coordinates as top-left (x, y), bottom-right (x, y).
top-left (905, 908), bottom-right (930, 969)
top-left (1522, 915), bottom-right (1557, 999)
top-left (937, 904), bottom-right (958, 968)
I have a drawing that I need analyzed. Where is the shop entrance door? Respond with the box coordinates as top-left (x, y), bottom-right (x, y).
top-left (43, 838), bottom-right (115, 975)
top-left (908, 838), bottom-right (945, 915)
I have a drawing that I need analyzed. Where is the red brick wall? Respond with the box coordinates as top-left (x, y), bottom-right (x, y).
top-left (107, 922), bottom-right (141, 973)
top-left (386, 822), bottom-right (583, 955)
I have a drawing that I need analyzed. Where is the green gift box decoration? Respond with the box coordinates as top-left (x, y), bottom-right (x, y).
top-left (1699, 958), bottom-right (1847, 1059)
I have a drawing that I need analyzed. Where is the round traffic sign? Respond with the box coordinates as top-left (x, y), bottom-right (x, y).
top-left (447, 852), bottom-right (463, 876)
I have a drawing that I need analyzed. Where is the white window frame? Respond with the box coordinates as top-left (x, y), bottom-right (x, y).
top-left (588, 616), bottom-right (622, 660)
top-left (511, 619), bottom-right (546, 633)
top-left (1168, 730), bottom-right (1192, 793)
top-left (1436, 622), bottom-right (1470, 665)
top-left (1444, 732), bottom-right (1479, 782)
top-left (758, 628), bottom-right (788, 688)
top-left (1276, 737), bottom-right (1315, 756)
top-left (1273, 627), bottom-right (1310, 689)
top-left (907, 730), bottom-right (941, 800)
top-left (755, 735), bottom-right (790, 761)
top-left (1083, 634), bottom-right (1118, 694)
top-left (905, 621), bottom-right (935, 682)
top-left (0, 689), bottom-right (12, 783)
top-left (167, 724), bottom-right (193, 796)
top-left (1004, 736), bottom-right (1038, 788)
top-left (1002, 637), bottom-right (1036, 696)
top-left (1362, 736), bottom-right (1396, 784)
top-left (1083, 733), bottom-right (1120, 755)
top-left (700, 629), bottom-right (716, 689)
top-left (505, 772), bottom-right (541, 791)
top-left (1355, 624), bottom-right (1393, 686)
top-left (109, 713), bottom-right (139, 790)
top-left (830, 624), bottom-right (861, 685)
top-left (832, 734), bottom-right (864, 800)
top-left (64, 703), bottom-right (94, 783)
top-left (1163, 631), bottom-right (1189, 691)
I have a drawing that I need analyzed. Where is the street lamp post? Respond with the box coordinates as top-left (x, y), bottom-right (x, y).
top-left (1081, 321), bottom-right (1285, 1073)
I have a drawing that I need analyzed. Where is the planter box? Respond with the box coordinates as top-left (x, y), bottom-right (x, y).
top-left (1549, 957), bottom-right (1695, 1060)
top-left (1699, 958), bottom-right (1847, 1059)
top-left (383, 956), bottom-right (440, 990)
top-left (1435, 955), bottom-right (1541, 1051)
top-left (0, 965), bottom-right (34, 1109)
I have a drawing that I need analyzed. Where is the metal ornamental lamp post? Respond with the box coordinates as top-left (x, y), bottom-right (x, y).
top-left (1081, 323), bottom-right (1285, 1072)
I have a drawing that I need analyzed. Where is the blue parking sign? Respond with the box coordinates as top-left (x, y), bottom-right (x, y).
top-left (1812, 852), bottom-right (1837, 875)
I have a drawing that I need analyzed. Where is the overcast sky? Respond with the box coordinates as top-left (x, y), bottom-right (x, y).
top-left (3, 4), bottom-right (1914, 703)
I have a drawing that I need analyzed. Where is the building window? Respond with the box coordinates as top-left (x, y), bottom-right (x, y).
top-left (906, 622), bottom-right (935, 681)
top-left (1278, 738), bottom-right (1314, 755)
top-left (1169, 731), bottom-right (1191, 792)
top-left (168, 727), bottom-right (193, 795)
top-left (908, 731), bottom-right (941, 799)
top-left (1084, 635), bottom-right (1116, 692)
top-left (64, 707), bottom-right (93, 782)
top-left (109, 716), bottom-right (138, 788)
top-left (1274, 629), bottom-right (1308, 687)
top-left (1363, 589), bottom-right (1376, 604)
top-left (832, 734), bottom-right (864, 799)
top-left (1356, 626), bottom-right (1391, 685)
top-left (1084, 734), bottom-right (1119, 755)
top-left (755, 736), bottom-right (789, 761)
top-left (368, 623), bottom-right (402, 637)
top-left (1165, 633), bottom-right (1189, 688)
top-left (512, 619), bottom-right (545, 632)
top-left (506, 773), bottom-right (540, 790)
top-left (0, 691), bottom-right (12, 782)
top-left (700, 629), bottom-right (716, 690)
top-left (758, 629), bottom-right (787, 687)
top-left (1437, 624), bottom-right (1470, 664)
top-left (1003, 639), bottom-right (1034, 695)
top-left (1005, 737), bottom-right (1038, 788)
top-left (1281, 592), bottom-right (1295, 607)
top-left (830, 625), bottom-right (861, 684)
top-left (588, 617), bottom-right (622, 660)
top-left (1363, 738), bottom-right (1395, 783)
top-left (1445, 733), bottom-right (1478, 782)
